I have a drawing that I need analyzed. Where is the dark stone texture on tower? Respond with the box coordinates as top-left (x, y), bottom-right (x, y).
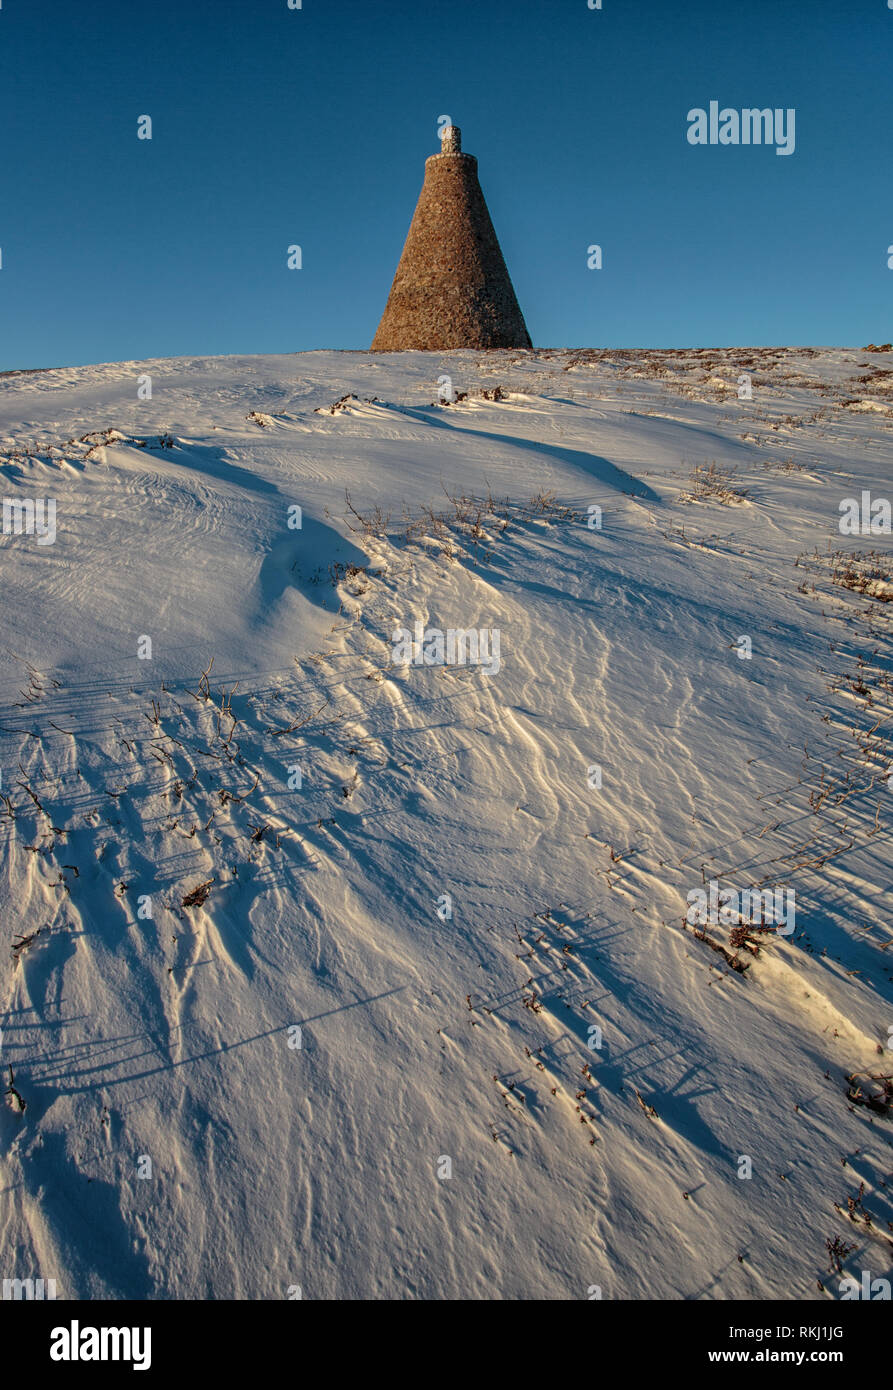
top-left (371, 127), bottom-right (532, 351)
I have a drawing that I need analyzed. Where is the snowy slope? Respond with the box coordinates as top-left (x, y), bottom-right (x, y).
top-left (0, 346), bottom-right (891, 1299)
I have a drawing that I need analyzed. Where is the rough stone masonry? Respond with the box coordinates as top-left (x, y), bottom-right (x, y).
top-left (371, 126), bottom-right (532, 351)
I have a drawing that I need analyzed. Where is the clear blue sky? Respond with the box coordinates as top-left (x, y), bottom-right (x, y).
top-left (1, 0), bottom-right (890, 369)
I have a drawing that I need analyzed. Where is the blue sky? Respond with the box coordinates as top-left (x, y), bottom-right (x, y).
top-left (1, 0), bottom-right (890, 368)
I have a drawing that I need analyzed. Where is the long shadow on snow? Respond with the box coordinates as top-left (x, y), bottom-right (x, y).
top-left (21, 988), bottom-right (407, 1095)
top-left (164, 439), bottom-right (281, 496)
top-left (396, 407), bottom-right (661, 503)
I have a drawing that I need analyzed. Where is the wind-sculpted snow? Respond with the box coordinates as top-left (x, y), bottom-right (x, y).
top-left (0, 348), bottom-right (891, 1299)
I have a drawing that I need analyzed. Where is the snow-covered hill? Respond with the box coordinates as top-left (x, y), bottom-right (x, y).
top-left (1, 346), bottom-right (891, 1299)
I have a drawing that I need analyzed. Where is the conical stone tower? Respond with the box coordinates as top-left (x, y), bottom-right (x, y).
top-left (371, 126), bottom-right (532, 351)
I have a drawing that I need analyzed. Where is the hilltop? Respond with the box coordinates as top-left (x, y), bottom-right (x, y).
top-left (0, 345), bottom-right (891, 1299)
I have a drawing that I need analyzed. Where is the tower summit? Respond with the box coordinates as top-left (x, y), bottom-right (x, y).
top-left (371, 126), bottom-right (532, 351)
